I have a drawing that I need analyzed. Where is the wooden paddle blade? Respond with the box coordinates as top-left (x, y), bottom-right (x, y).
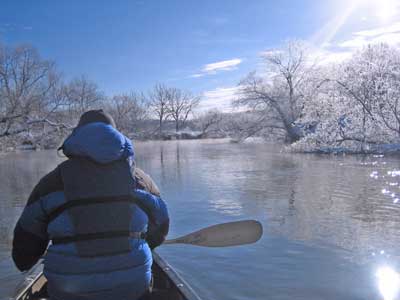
top-left (164, 220), bottom-right (263, 247)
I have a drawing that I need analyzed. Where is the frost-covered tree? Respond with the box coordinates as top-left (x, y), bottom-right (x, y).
top-left (292, 43), bottom-right (400, 153)
top-left (106, 93), bottom-right (148, 136)
top-left (361, 45), bottom-right (400, 138)
top-left (166, 88), bottom-right (200, 132)
top-left (237, 40), bottom-right (314, 143)
top-left (194, 109), bottom-right (224, 136)
top-left (64, 76), bottom-right (104, 118)
top-left (148, 84), bottom-right (170, 135)
top-left (0, 43), bottom-right (69, 140)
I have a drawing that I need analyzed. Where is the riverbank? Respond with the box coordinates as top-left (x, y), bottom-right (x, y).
top-left (0, 137), bottom-right (237, 155)
top-left (286, 140), bottom-right (400, 155)
top-left (3, 135), bottom-right (400, 156)
top-left (0, 129), bottom-right (217, 153)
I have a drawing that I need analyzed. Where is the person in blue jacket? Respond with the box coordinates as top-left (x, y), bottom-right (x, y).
top-left (12, 110), bottom-right (169, 300)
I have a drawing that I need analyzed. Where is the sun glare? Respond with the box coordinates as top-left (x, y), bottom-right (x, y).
top-left (376, 266), bottom-right (400, 300)
top-left (356, 0), bottom-right (399, 21)
top-left (313, 0), bottom-right (398, 48)
top-left (376, 0), bottom-right (398, 21)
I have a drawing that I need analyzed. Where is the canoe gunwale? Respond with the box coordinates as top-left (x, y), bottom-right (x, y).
top-left (14, 271), bottom-right (45, 300)
top-left (14, 252), bottom-right (202, 300)
top-left (152, 251), bottom-right (202, 300)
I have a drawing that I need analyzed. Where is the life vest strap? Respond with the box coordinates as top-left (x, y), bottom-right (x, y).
top-left (47, 195), bottom-right (154, 223)
top-left (51, 231), bottom-right (146, 245)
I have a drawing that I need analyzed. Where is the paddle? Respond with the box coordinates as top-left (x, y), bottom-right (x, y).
top-left (163, 220), bottom-right (263, 247)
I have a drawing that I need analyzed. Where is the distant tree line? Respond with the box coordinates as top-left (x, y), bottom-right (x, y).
top-left (3, 40), bottom-right (398, 153)
top-left (0, 43), bottom-right (206, 151)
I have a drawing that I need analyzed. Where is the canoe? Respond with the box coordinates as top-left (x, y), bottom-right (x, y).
top-left (14, 252), bottom-right (201, 300)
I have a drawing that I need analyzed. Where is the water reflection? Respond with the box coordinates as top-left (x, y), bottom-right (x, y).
top-left (137, 142), bottom-right (400, 265)
top-left (135, 142), bottom-right (400, 261)
top-left (2, 141), bottom-right (400, 300)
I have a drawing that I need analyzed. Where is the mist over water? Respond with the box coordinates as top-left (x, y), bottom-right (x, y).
top-left (1, 139), bottom-right (400, 300)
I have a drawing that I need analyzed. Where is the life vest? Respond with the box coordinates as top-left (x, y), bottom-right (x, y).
top-left (48, 157), bottom-right (148, 257)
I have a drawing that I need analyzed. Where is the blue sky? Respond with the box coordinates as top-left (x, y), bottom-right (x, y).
top-left (1, 0), bottom-right (400, 111)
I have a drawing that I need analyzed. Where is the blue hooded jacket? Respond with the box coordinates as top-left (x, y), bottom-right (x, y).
top-left (12, 123), bottom-right (169, 300)
top-left (62, 122), bottom-right (134, 164)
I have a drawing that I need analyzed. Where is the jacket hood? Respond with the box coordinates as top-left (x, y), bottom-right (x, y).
top-left (61, 122), bottom-right (134, 164)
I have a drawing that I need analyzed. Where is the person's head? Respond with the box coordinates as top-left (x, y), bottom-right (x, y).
top-left (57, 109), bottom-right (117, 153)
top-left (76, 109), bottom-right (116, 129)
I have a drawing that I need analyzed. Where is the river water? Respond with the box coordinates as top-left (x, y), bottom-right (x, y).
top-left (1, 139), bottom-right (400, 300)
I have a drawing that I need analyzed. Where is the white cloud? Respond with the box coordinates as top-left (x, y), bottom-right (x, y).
top-left (189, 73), bottom-right (205, 78)
top-left (199, 86), bottom-right (242, 113)
top-left (338, 36), bottom-right (368, 49)
top-left (355, 22), bottom-right (400, 37)
top-left (306, 20), bottom-right (400, 65)
top-left (191, 58), bottom-right (242, 78)
top-left (314, 50), bottom-right (353, 65)
top-left (0, 23), bottom-right (33, 32)
top-left (259, 50), bottom-right (283, 57)
top-left (202, 58), bottom-right (242, 73)
top-left (339, 21), bottom-right (400, 50)
top-left (0, 23), bottom-right (13, 32)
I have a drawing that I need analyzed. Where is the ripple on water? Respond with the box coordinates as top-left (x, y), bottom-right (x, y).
top-left (1, 142), bottom-right (400, 300)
